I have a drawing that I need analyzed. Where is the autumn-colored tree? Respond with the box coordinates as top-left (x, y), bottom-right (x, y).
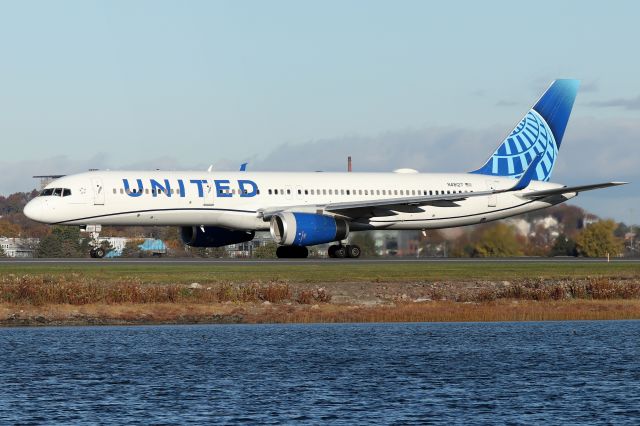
top-left (472, 223), bottom-right (523, 257)
top-left (0, 219), bottom-right (22, 237)
top-left (576, 220), bottom-right (624, 258)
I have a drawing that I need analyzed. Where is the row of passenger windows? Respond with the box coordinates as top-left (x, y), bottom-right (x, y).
top-left (111, 187), bottom-right (470, 197)
top-left (266, 188), bottom-right (471, 196)
top-left (40, 188), bottom-right (72, 197)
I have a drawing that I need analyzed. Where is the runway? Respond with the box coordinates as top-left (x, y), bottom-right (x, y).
top-left (1, 257), bottom-right (638, 266)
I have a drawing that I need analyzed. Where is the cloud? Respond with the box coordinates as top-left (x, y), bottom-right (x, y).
top-left (588, 95), bottom-right (640, 110)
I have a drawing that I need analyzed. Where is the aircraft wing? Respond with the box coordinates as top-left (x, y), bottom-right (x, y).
top-left (258, 153), bottom-right (546, 219)
top-left (520, 181), bottom-right (628, 199)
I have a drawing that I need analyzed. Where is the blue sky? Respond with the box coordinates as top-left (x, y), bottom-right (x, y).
top-left (0, 1), bottom-right (638, 223)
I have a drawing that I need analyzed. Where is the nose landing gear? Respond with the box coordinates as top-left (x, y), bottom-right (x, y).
top-left (81, 224), bottom-right (106, 259)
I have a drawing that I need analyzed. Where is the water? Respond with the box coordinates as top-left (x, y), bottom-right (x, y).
top-left (1, 322), bottom-right (639, 425)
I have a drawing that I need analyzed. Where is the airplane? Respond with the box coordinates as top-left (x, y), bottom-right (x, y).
top-left (23, 79), bottom-right (627, 259)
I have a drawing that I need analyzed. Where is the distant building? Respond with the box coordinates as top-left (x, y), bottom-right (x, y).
top-left (0, 237), bottom-right (39, 258)
top-left (225, 232), bottom-right (272, 258)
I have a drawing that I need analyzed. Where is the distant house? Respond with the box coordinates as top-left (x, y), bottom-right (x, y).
top-left (0, 237), bottom-right (39, 258)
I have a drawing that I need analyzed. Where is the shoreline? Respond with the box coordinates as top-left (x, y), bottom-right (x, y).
top-left (3, 299), bottom-right (640, 327)
top-left (2, 262), bottom-right (638, 326)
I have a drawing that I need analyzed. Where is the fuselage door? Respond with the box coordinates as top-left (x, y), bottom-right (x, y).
top-left (204, 181), bottom-right (215, 206)
top-left (486, 180), bottom-right (499, 208)
top-left (91, 178), bottom-right (105, 205)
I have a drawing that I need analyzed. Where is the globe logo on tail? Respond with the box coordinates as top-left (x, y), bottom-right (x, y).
top-left (491, 109), bottom-right (558, 182)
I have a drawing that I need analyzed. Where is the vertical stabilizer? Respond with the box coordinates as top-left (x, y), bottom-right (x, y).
top-left (471, 79), bottom-right (579, 181)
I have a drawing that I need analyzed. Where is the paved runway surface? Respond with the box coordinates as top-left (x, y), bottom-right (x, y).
top-left (1, 258), bottom-right (638, 266)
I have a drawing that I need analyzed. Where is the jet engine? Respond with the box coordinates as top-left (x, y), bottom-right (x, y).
top-left (180, 226), bottom-right (255, 247)
top-left (269, 212), bottom-right (349, 246)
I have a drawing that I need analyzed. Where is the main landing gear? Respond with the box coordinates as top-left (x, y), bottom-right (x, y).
top-left (328, 244), bottom-right (361, 259)
top-left (275, 244), bottom-right (362, 259)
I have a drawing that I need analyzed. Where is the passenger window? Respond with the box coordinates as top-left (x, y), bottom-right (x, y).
top-left (120, 188), bottom-right (124, 194)
top-left (304, 190), bottom-right (308, 195)
top-left (364, 190), bottom-right (368, 195)
top-left (287, 189), bottom-right (291, 195)
top-left (63, 189), bottom-right (71, 197)
top-left (429, 190), bottom-right (433, 195)
top-left (323, 189), bottom-right (327, 195)
top-left (329, 189), bottom-right (333, 195)
top-left (358, 190), bottom-right (362, 195)
top-left (377, 190), bottom-right (380, 195)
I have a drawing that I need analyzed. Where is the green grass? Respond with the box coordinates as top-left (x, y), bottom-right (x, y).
top-left (0, 262), bottom-right (637, 284)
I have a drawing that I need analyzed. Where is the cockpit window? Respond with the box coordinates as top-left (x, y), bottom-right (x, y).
top-left (40, 188), bottom-right (72, 197)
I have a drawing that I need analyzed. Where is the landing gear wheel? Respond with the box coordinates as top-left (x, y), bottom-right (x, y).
top-left (276, 245), bottom-right (309, 259)
top-left (328, 245), bottom-right (337, 258)
top-left (333, 245), bottom-right (346, 258)
top-left (90, 248), bottom-right (106, 258)
top-left (346, 244), bottom-right (361, 258)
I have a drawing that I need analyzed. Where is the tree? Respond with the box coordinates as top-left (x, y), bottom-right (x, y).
top-left (121, 239), bottom-right (146, 258)
top-left (349, 232), bottom-right (378, 257)
top-left (36, 226), bottom-right (85, 258)
top-left (549, 233), bottom-right (578, 257)
top-left (472, 223), bottom-right (523, 257)
top-left (576, 220), bottom-right (624, 258)
top-left (253, 242), bottom-right (278, 259)
top-left (0, 219), bottom-right (22, 237)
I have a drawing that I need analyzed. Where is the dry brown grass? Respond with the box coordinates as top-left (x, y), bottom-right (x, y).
top-left (2, 273), bottom-right (640, 325)
top-left (0, 274), bottom-right (302, 306)
top-left (2, 299), bottom-right (640, 326)
top-left (242, 300), bottom-right (640, 323)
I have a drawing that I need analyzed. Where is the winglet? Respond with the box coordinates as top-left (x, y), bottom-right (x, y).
top-left (510, 153), bottom-right (543, 191)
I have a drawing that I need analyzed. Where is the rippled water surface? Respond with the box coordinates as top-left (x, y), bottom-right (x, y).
top-left (1, 321), bottom-right (639, 424)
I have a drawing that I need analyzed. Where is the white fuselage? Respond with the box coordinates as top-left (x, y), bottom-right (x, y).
top-left (24, 170), bottom-right (572, 231)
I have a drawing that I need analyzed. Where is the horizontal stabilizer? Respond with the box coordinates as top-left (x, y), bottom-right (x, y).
top-left (511, 153), bottom-right (543, 191)
top-left (521, 182), bottom-right (628, 199)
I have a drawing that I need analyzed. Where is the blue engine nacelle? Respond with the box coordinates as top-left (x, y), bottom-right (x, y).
top-left (269, 212), bottom-right (349, 246)
top-left (180, 226), bottom-right (255, 247)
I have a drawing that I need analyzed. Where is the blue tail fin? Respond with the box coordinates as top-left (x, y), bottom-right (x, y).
top-left (471, 79), bottom-right (579, 181)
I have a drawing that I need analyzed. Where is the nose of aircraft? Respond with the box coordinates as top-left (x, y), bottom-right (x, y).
top-left (23, 199), bottom-right (46, 223)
